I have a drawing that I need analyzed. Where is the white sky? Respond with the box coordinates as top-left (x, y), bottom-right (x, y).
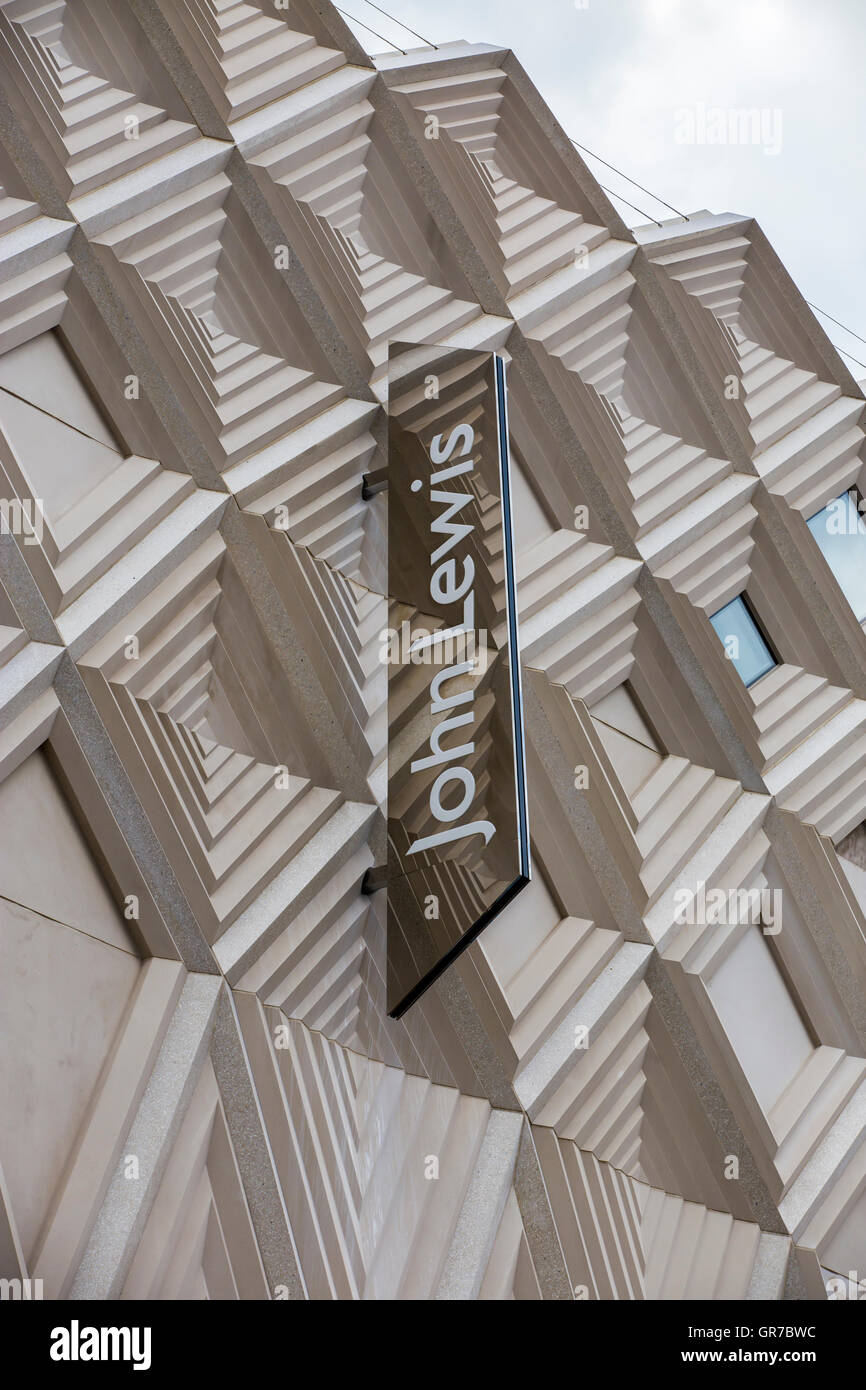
top-left (340, 0), bottom-right (866, 376)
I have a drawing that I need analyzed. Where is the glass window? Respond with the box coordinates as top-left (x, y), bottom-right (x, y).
top-left (710, 595), bottom-right (776, 688)
top-left (807, 490), bottom-right (866, 624)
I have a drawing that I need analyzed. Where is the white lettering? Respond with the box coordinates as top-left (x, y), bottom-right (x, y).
top-left (408, 420), bottom-right (494, 857)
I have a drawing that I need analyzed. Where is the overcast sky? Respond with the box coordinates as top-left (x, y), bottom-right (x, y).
top-left (341, 0), bottom-right (866, 378)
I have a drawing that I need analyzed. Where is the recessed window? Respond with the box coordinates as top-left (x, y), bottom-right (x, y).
top-left (709, 595), bottom-right (777, 688)
top-left (807, 489), bottom-right (866, 624)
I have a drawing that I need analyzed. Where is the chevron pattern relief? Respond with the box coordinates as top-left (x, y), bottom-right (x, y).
top-left (0, 0), bottom-right (865, 1315)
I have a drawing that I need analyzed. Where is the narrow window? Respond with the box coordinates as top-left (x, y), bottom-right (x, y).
top-left (807, 489), bottom-right (866, 624)
top-left (709, 594), bottom-right (777, 687)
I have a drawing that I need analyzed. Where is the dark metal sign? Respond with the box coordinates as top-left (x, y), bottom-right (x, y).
top-left (385, 342), bottom-right (529, 1017)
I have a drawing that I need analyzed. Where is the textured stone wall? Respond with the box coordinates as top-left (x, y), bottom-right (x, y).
top-left (0, 0), bottom-right (865, 1302)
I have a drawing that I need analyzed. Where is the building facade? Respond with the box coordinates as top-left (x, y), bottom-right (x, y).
top-left (0, 0), bottom-right (865, 1301)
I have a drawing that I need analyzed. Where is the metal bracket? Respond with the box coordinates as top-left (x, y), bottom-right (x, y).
top-left (361, 864), bottom-right (389, 895)
top-left (361, 468), bottom-right (388, 499)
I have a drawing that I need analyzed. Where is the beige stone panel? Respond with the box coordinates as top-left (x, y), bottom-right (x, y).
top-left (821, 1182), bottom-right (866, 1281)
top-left (591, 720), bottom-right (663, 800)
top-left (478, 867), bottom-right (561, 994)
top-left (840, 857), bottom-right (866, 918)
top-left (708, 925), bottom-right (814, 1114)
top-left (509, 458), bottom-right (555, 553)
top-left (591, 683), bottom-right (662, 752)
top-left (0, 333), bottom-right (118, 448)
top-left (32, 958), bottom-right (185, 1297)
top-left (0, 750), bottom-right (137, 952)
top-left (0, 898), bottom-right (140, 1261)
top-left (0, 389), bottom-right (124, 526)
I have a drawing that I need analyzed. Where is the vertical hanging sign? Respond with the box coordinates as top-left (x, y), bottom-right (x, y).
top-left (385, 342), bottom-right (530, 1017)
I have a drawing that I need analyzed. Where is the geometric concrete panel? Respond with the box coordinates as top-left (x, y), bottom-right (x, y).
top-left (0, 1), bottom-right (864, 1305)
